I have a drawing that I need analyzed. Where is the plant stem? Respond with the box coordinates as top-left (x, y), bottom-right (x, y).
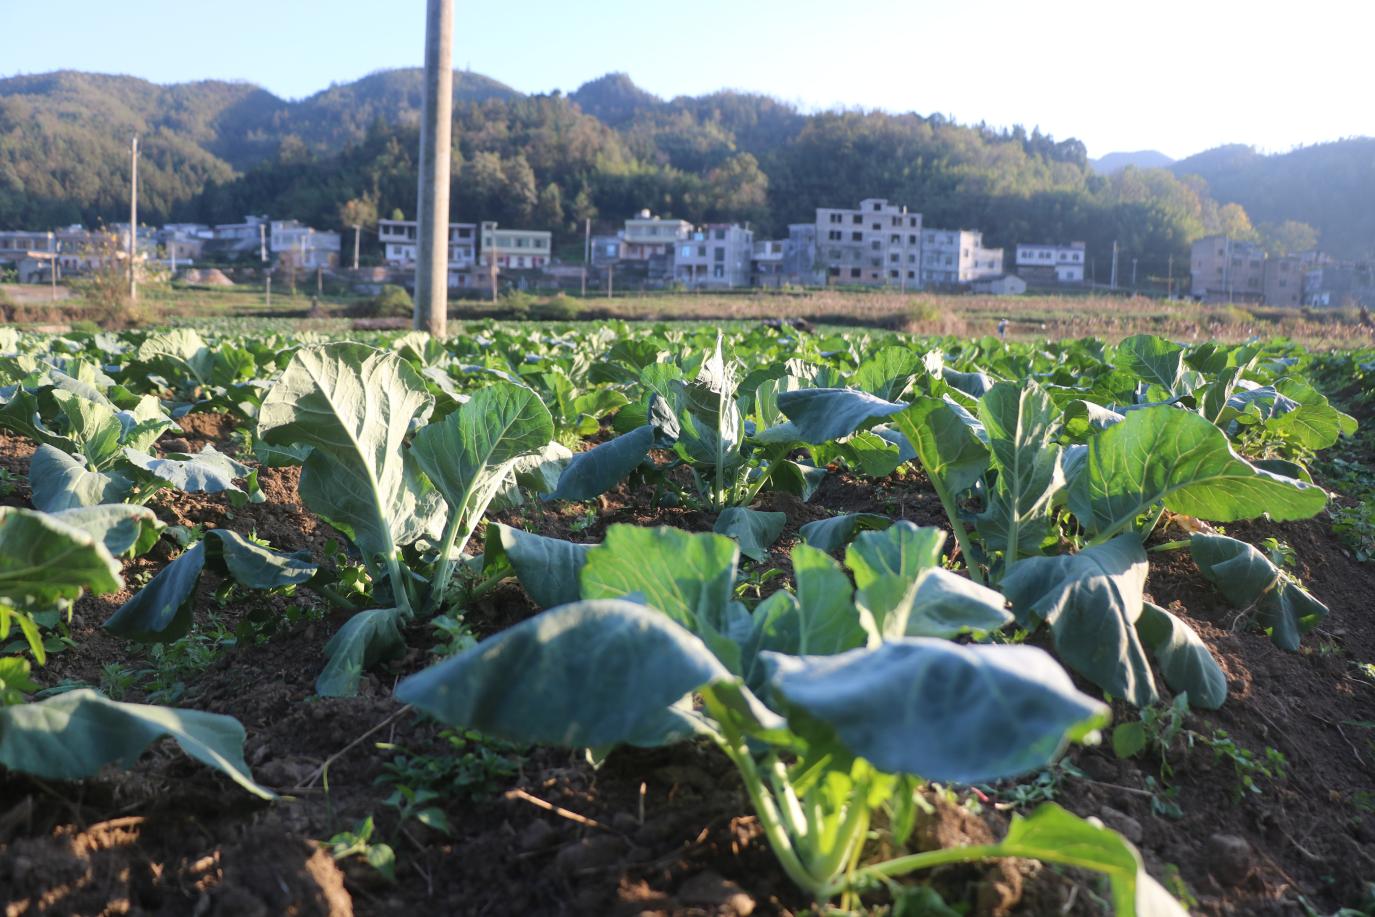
top-left (386, 553), bottom-right (413, 620)
top-left (827, 842), bottom-right (1004, 897)
top-left (928, 474), bottom-right (985, 586)
top-left (423, 502), bottom-right (484, 618)
top-left (703, 695), bottom-right (826, 900)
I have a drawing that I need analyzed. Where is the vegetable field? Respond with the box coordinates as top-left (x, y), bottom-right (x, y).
top-left (0, 321), bottom-right (1372, 916)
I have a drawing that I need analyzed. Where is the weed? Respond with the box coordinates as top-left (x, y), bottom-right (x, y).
top-left (377, 728), bottom-right (523, 803)
top-left (326, 816), bottom-right (396, 881)
top-left (99, 663), bottom-right (138, 701)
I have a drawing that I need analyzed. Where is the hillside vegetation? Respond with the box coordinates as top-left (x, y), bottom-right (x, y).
top-left (1, 69), bottom-right (1369, 271)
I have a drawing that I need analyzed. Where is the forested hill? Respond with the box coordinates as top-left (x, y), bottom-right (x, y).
top-left (0, 68), bottom-right (1366, 272)
top-left (1171, 141), bottom-right (1375, 260)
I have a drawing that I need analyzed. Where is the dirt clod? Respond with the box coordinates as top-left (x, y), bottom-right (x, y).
top-left (1205, 833), bottom-right (1254, 886)
top-left (677, 871), bottom-right (757, 916)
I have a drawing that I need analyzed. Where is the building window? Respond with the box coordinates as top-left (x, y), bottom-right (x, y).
top-left (853, 215), bottom-right (862, 224)
top-left (713, 247), bottom-right (725, 262)
top-left (872, 203), bottom-right (881, 211)
top-left (828, 230), bottom-right (841, 241)
top-left (890, 253), bottom-right (898, 262)
top-left (829, 213), bottom-right (842, 223)
top-left (872, 223), bottom-right (881, 230)
top-left (852, 232), bottom-right (862, 241)
top-left (871, 240), bottom-right (881, 251)
top-left (850, 267), bottom-right (861, 278)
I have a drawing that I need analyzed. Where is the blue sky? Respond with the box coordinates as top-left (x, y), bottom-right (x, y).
top-left (3, 0), bottom-right (1370, 160)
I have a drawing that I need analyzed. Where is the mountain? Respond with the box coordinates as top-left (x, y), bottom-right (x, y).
top-left (1091, 150), bottom-right (1175, 174)
top-left (570, 73), bottom-right (664, 127)
top-left (0, 67), bottom-right (1358, 273)
top-left (1171, 140), bottom-right (1375, 259)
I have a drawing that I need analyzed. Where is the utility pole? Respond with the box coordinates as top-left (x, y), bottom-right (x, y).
top-left (353, 224), bottom-right (362, 271)
top-left (48, 231), bottom-right (56, 301)
top-left (414, 0), bottom-right (454, 337)
top-left (581, 217), bottom-right (590, 297)
top-left (1167, 254), bottom-right (1173, 298)
top-left (607, 264), bottom-right (614, 298)
top-left (259, 222), bottom-right (267, 264)
top-left (1109, 240), bottom-right (1118, 290)
top-left (1131, 258), bottom-right (1138, 289)
top-left (128, 134), bottom-right (139, 302)
top-left (265, 273), bottom-right (271, 308)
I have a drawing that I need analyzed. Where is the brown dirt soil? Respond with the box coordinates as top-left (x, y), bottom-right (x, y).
top-left (3, 423), bottom-right (1375, 915)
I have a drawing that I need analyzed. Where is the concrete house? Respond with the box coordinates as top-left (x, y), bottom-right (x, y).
top-left (1190, 236), bottom-right (1264, 303)
top-left (479, 222), bottom-right (552, 270)
top-left (1015, 242), bottom-right (1086, 284)
top-left (673, 224), bottom-right (754, 288)
top-left (921, 228), bottom-right (1004, 286)
top-left (815, 198), bottom-right (923, 287)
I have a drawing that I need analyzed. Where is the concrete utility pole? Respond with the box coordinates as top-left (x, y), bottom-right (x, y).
top-left (1167, 254), bottom-right (1173, 298)
top-left (128, 135), bottom-right (139, 302)
top-left (259, 222), bottom-right (267, 263)
top-left (414, 0), bottom-right (454, 337)
top-left (581, 217), bottom-right (590, 297)
top-left (1131, 258), bottom-right (1138, 289)
top-left (1109, 240), bottom-right (1118, 290)
top-left (353, 224), bottom-right (362, 271)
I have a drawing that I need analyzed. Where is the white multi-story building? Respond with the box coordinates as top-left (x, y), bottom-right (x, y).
top-left (920, 228), bottom-right (1004, 286)
top-left (674, 224), bottom-right (754, 288)
top-left (479, 222), bottom-right (552, 270)
top-left (378, 219), bottom-right (478, 273)
top-left (751, 238), bottom-right (786, 287)
top-left (815, 198), bottom-right (923, 287)
top-left (270, 220), bottom-right (341, 270)
top-left (622, 210), bottom-right (692, 261)
top-left (1015, 242), bottom-right (1086, 283)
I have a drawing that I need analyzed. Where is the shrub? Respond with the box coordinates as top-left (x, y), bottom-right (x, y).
top-left (904, 298), bottom-right (966, 336)
top-left (530, 293), bottom-right (580, 321)
top-left (357, 284), bottom-right (413, 318)
top-left (499, 289), bottom-right (534, 318)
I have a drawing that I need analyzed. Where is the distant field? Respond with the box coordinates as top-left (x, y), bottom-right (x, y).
top-left (5, 280), bottom-right (1374, 348)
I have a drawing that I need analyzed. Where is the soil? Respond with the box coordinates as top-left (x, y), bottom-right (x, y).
top-left (2, 412), bottom-right (1373, 916)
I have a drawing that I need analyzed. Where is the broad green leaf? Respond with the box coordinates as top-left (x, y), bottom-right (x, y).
top-left (50, 389), bottom-right (124, 468)
top-left (411, 382), bottom-right (554, 527)
top-left (713, 507), bottom-right (786, 562)
top-left (0, 506), bottom-right (122, 606)
top-left (29, 444), bottom-right (132, 512)
top-left (1068, 406), bottom-right (1327, 538)
top-left (483, 523), bottom-right (591, 609)
top-left (891, 397), bottom-right (991, 494)
top-left (791, 544), bottom-right (866, 655)
top-left (1002, 536), bottom-right (1157, 707)
top-left (1266, 378), bottom-right (1357, 450)
top-left (0, 688), bottom-right (273, 799)
top-left (213, 530), bottom-right (317, 589)
top-left (258, 343), bottom-right (440, 574)
top-left (976, 382), bottom-right (1066, 563)
top-left (770, 459), bottom-right (828, 501)
top-left (123, 444), bottom-right (248, 494)
top-left (1189, 533), bottom-right (1327, 651)
top-left (105, 530), bottom-right (316, 642)
top-left (903, 568), bottom-right (1013, 638)
top-left (798, 513), bottom-right (892, 553)
top-left (1119, 334), bottom-right (1183, 392)
top-left (764, 640), bottom-right (1108, 784)
top-left (548, 424), bottom-right (654, 502)
top-left (317, 607), bottom-right (405, 697)
top-left (581, 525), bottom-right (741, 669)
top-left (777, 388), bottom-right (905, 444)
top-left (1062, 400), bottom-right (1124, 441)
top-left (395, 599), bottom-right (733, 748)
top-left (994, 804), bottom-right (1188, 917)
top-left (104, 542), bottom-right (206, 642)
top-left (1136, 603), bottom-right (1228, 710)
top-left (673, 336), bottom-right (743, 471)
top-left (51, 504), bottom-right (160, 557)
top-left (844, 522), bottom-right (945, 591)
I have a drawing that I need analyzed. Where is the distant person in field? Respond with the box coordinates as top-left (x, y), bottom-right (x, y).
top-left (998, 318), bottom-right (1008, 339)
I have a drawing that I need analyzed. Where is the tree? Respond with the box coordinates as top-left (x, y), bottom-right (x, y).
top-left (339, 195), bottom-right (379, 269)
top-left (1259, 219), bottom-right (1319, 256)
top-left (535, 182), bottom-right (563, 235)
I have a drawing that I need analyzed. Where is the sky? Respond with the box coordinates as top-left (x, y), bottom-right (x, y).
top-left (2, 0), bottom-right (1372, 161)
